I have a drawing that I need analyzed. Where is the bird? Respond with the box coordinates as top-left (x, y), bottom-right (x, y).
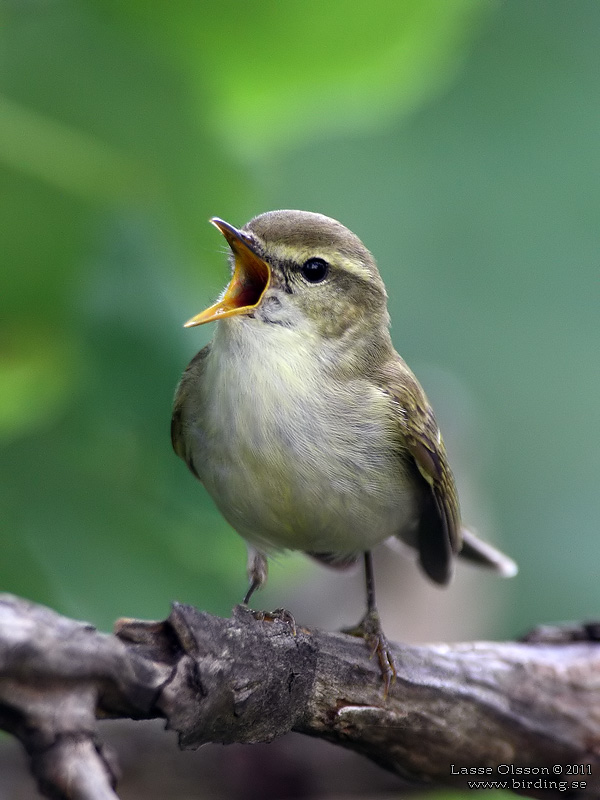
top-left (171, 210), bottom-right (517, 688)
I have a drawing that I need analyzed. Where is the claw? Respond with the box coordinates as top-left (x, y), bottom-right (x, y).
top-left (342, 610), bottom-right (397, 696)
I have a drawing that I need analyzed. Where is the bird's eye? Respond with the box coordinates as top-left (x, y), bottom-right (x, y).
top-left (300, 257), bottom-right (329, 283)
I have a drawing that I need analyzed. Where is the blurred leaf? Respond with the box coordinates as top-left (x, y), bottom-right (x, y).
top-left (0, 327), bottom-right (78, 441)
top-left (100, 0), bottom-right (495, 157)
top-left (0, 93), bottom-right (155, 203)
top-left (0, 1), bottom-right (253, 259)
top-left (0, 167), bottom-right (90, 322)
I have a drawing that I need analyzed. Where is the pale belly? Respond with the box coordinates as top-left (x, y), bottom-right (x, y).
top-left (197, 422), bottom-right (416, 557)
top-left (191, 325), bottom-right (418, 557)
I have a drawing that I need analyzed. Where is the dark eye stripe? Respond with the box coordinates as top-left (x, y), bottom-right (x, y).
top-left (280, 267), bottom-right (294, 294)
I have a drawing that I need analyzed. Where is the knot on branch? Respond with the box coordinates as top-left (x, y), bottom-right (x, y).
top-left (116, 604), bottom-right (318, 748)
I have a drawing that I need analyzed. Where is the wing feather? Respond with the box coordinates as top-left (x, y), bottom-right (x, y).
top-left (171, 344), bottom-right (211, 479)
top-left (379, 358), bottom-right (462, 585)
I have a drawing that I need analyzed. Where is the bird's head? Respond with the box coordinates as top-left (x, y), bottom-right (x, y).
top-left (185, 210), bottom-right (390, 346)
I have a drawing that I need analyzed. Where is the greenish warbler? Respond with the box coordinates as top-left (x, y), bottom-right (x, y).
top-left (172, 210), bottom-right (517, 685)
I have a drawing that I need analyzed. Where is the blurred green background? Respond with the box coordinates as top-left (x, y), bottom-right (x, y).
top-left (1, 0), bottom-right (599, 797)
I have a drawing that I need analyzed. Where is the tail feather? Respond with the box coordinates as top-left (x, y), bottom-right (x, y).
top-left (459, 528), bottom-right (518, 578)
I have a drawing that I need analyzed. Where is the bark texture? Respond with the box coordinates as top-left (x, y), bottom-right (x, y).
top-left (1, 593), bottom-right (599, 799)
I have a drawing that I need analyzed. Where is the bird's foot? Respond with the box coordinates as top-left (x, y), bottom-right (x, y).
top-left (342, 610), bottom-right (396, 695)
top-left (239, 605), bottom-right (297, 636)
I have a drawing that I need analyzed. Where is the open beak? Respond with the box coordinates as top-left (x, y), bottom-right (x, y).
top-left (184, 218), bottom-right (271, 328)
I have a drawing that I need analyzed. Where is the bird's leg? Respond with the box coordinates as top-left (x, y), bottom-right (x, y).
top-left (243, 547), bottom-right (268, 605)
top-left (342, 551), bottom-right (397, 694)
top-left (241, 546), bottom-right (296, 633)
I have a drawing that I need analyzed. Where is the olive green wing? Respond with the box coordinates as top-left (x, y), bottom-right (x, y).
top-left (171, 344), bottom-right (211, 480)
top-left (380, 359), bottom-right (461, 585)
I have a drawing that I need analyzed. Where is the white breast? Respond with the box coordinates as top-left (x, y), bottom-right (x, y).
top-left (192, 317), bottom-right (416, 557)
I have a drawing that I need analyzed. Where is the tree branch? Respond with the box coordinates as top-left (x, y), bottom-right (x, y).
top-left (1, 593), bottom-right (599, 799)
